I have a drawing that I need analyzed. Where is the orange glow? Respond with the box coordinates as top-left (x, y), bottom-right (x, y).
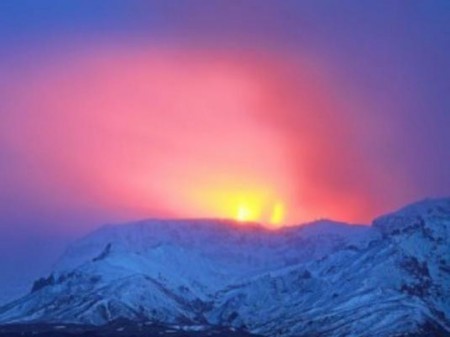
top-left (234, 199), bottom-right (285, 227)
top-left (1, 45), bottom-right (385, 229)
top-left (182, 178), bottom-right (288, 226)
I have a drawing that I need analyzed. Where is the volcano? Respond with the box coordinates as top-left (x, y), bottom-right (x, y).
top-left (0, 198), bottom-right (449, 337)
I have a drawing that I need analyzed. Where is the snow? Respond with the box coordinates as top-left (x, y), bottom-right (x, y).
top-left (0, 198), bottom-right (449, 336)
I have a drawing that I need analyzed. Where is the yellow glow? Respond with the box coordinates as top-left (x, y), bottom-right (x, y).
top-left (173, 175), bottom-right (289, 227)
top-left (270, 202), bottom-right (285, 226)
top-left (236, 203), bottom-right (256, 222)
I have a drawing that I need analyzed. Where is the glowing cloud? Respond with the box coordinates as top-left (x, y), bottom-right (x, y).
top-left (0, 45), bottom-right (404, 227)
top-left (1, 47), bottom-right (300, 227)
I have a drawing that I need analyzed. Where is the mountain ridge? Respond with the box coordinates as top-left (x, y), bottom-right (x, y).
top-left (1, 197), bottom-right (449, 337)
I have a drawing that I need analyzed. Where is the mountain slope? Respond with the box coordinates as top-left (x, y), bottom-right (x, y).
top-left (0, 218), bottom-right (367, 326)
top-left (209, 198), bottom-right (450, 336)
top-left (0, 199), bottom-right (449, 337)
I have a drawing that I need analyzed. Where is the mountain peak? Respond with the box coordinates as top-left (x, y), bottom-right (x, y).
top-left (1, 198), bottom-right (449, 336)
top-left (373, 197), bottom-right (450, 236)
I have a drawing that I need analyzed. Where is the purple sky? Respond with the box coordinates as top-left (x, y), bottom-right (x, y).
top-left (0, 0), bottom-right (449, 303)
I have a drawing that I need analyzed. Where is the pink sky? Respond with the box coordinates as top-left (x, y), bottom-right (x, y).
top-left (1, 45), bottom-right (413, 229)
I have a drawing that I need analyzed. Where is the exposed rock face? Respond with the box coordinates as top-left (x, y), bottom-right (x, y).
top-left (1, 198), bottom-right (449, 337)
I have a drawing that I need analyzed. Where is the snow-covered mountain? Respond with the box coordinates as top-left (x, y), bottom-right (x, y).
top-left (0, 198), bottom-right (449, 337)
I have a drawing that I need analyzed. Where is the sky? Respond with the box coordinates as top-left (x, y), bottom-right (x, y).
top-left (0, 0), bottom-right (450, 302)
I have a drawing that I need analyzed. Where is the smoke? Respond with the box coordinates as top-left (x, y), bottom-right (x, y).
top-left (0, 45), bottom-right (430, 228)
